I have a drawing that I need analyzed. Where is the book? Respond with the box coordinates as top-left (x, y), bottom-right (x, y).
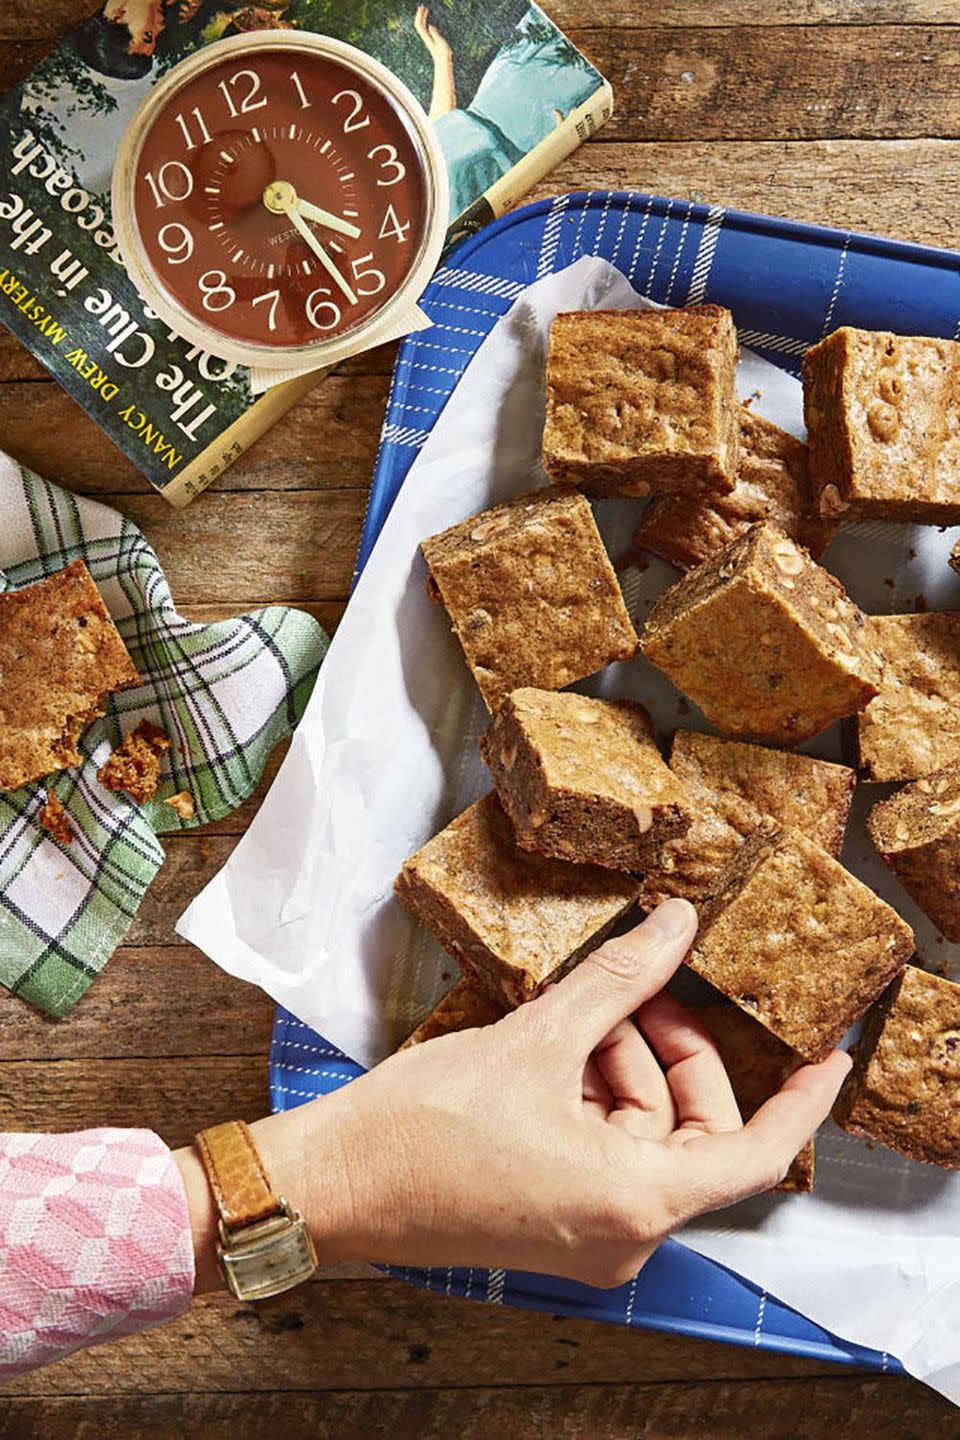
top-left (0, 2), bottom-right (611, 507)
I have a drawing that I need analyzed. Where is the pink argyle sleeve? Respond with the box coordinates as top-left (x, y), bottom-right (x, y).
top-left (0, 1129), bottom-right (195, 1377)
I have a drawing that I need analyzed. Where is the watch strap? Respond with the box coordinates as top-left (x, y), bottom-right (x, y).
top-left (195, 1119), bottom-right (281, 1231)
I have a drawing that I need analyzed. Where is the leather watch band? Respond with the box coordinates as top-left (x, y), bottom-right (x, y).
top-left (194, 1119), bottom-right (318, 1301)
top-left (195, 1120), bottom-right (281, 1230)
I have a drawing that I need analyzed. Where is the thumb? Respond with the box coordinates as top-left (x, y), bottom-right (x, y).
top-left (532, 900), bottom-right (698, 1059)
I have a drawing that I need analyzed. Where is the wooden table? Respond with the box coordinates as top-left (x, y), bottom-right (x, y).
top-left (0, 3), bottom-right (957, 1435)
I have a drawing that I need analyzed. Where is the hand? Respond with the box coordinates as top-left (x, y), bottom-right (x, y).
top-left (296, 198), bottom-right (361, 241)
top-left (414, 4), bottom-right (453, 64)
top-left (180, 900), bottom-right (850, 1292)
top-left (263, 181), bottom-right (357, 305)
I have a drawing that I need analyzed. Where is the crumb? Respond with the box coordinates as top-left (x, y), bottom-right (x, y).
top-left (98, 720), bottom-right (170, 804)
top-left (164, 790), bottom-right (195, 820)
top-left (39, 792), bottom-right (72, 845)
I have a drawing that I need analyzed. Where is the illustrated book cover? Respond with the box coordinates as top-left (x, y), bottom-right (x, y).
top-left (0, 1), bottom-right (611, 506)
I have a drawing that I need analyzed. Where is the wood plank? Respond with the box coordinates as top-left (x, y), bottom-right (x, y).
top-left (0, 1379), bottom-right (953, 1440)
top-left (0, 945), bottom-right (272, 1060)
top-left (572, 27), bottom-right (960, 143)
top-left (0, 1057), bottom-right (270, 1146)
top-left (556, 0), bottom-right (960, 25)
top-left (0, 1279), bottom-right (872, 1397)
top-left (2, 1), bottom-right (958, 41)
top-left (529, 139), bottom-right (960, 254)
top-left (0, 377), bottom-right (389, 495)
top-left (4, 29), bottom-right (960, 143)
top-left (118, 490), bottom-right (364, 607)
top-left (124, 838), bottom-right (235, 946)
top-left (181, 600), bottom-right (345, 633)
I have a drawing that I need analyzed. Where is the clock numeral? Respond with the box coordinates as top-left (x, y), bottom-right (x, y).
top-left (378, 203), bottom-right (411, 244)
top-left (218, 68), bottom-right (268, 118)
top-left (157, 222), bottom-right (194, 265)
top-left (174, 106), bottom-right (212, 152)
top-left (198, 269), bottom-right (237, 312)
top-left (332, 89), bottom-right (370, 133)
top-left (143, 160), bottom-right (194, 209)
top-left (368, 144), bottom-right (406, 188)
top-left (306, 286), bottom-right (342, 331)
top-left (290, 70), bottom-right (311, 110)
top-left (251, 287), bottom-right (281, 332)
top-left (351, 253), bottom-right (386, 296)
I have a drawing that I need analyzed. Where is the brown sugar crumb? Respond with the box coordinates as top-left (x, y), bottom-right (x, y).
top-left (480, 689), bottom-right (691, 873)
top-left (868, 766), bottom-right (960, 941)
top-left (951, 539), bottom-right (960, 579)
top-left (633, 408), bottom-right (835, 572)
top-left (421, 486), bottom-right (638, 713)
top-left (642, 729), bottom-right (855, 907)
top-left (803, 327), bottom-right (960, 525)
top-left (97, 720), bottom-right (170, 805)
top-left (399, 976), bottom-right (508, 1049)
top-left (0, 559), bottom-right (141, 793)
top-left (542, 306), bottom-right (740, 498)
top-left (395, 792), bottom-right (641, 1008)
top-left (164, 790), bottom-right (196, 821)
top-left (700, 1004), bottom-right (814, 1193)
top-left (39, 792), bottom-right (72, 845)
top-left (688, 827), bottom-right (914, 1064)
top-left (641, 522), bottom-right (881, 746)
top-left (857, 612), bottom-right (960, 781)
top-left (833, 965), bottom-right (960, 1169)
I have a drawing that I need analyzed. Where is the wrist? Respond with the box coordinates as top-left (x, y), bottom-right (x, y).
top-left (174, 1098), bottom-right (366, 1296)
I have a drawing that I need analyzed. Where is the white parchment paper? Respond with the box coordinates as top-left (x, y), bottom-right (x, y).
top-left (179, 257), bottom-right (960, 1401)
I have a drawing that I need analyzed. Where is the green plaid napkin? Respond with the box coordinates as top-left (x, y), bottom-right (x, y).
top-left (0, 457), bottom-right (327, 1018)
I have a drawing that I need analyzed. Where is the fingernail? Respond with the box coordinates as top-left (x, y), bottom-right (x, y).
top-left (644, 898), bottom-right (696, 941)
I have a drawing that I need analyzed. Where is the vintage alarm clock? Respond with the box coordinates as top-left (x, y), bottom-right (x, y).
top-left (112, 31), bottom-right (449, 370)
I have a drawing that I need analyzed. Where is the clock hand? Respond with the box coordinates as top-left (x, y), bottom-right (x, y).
top-left (296, 199), bottom-right (362, 241)
top-left (263, 182), bottom-right (358, 306)
top-left (287, 203), bottom-right (359, 306)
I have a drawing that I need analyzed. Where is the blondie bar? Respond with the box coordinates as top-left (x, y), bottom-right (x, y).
top-left (421, 486), bottom-right (638, 713)
top-left (399, 976), bottom-right (508, 1049)
top-left (542, 306), bottom-right (740, 498)
top-left (641, 522), bottom-right (881, 745)
top-left (857, 613), bottom-right (960, 781)
top-left (868, 767), bottom-right (960, 941)
top-left (700, 1004), bottom-right (814, 1192)
top-left (395, 793), bottom-right (642, 1007)
top-left (803, 326), bottom-right (960, 523)
top-left (642, 729), bottom-right (855, 906)
top-left (480, 689), bottom-right (690, 872)
top-left (0, 560), bottom-right (141, 792)
top-left (634, 408), bottom-right (834, 572)
top-left (689, 827), bottom-right (914, 1063)
top-left (833, 965), bottom-right (960, 1170)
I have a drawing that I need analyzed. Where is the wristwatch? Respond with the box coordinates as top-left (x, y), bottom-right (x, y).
top-left (195, 1119), bottom-right (318, 1301)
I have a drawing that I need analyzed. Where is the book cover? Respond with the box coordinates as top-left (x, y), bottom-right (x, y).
top-left (0, 2), bottom-right (611, 506)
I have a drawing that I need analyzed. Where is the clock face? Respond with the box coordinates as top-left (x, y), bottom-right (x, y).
top-left (131, 45), bottom-right (431, 353)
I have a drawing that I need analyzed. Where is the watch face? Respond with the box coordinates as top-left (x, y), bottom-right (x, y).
top-left (131, 44), bottom-right (430, 352)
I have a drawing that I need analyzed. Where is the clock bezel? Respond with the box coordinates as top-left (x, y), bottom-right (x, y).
top-left (111, 30), bottom-right (449, 370)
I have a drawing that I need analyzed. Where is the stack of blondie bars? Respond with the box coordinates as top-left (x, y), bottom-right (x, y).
top-left (395, 303), bottom-right (960, 1186)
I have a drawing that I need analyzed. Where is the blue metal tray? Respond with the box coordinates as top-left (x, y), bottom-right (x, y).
top-left (269, 191), bottom-right (960, 1370)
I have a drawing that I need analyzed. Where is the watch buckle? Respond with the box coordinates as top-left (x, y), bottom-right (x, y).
top-left (217, 1196), bottom-right (318, 1301)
